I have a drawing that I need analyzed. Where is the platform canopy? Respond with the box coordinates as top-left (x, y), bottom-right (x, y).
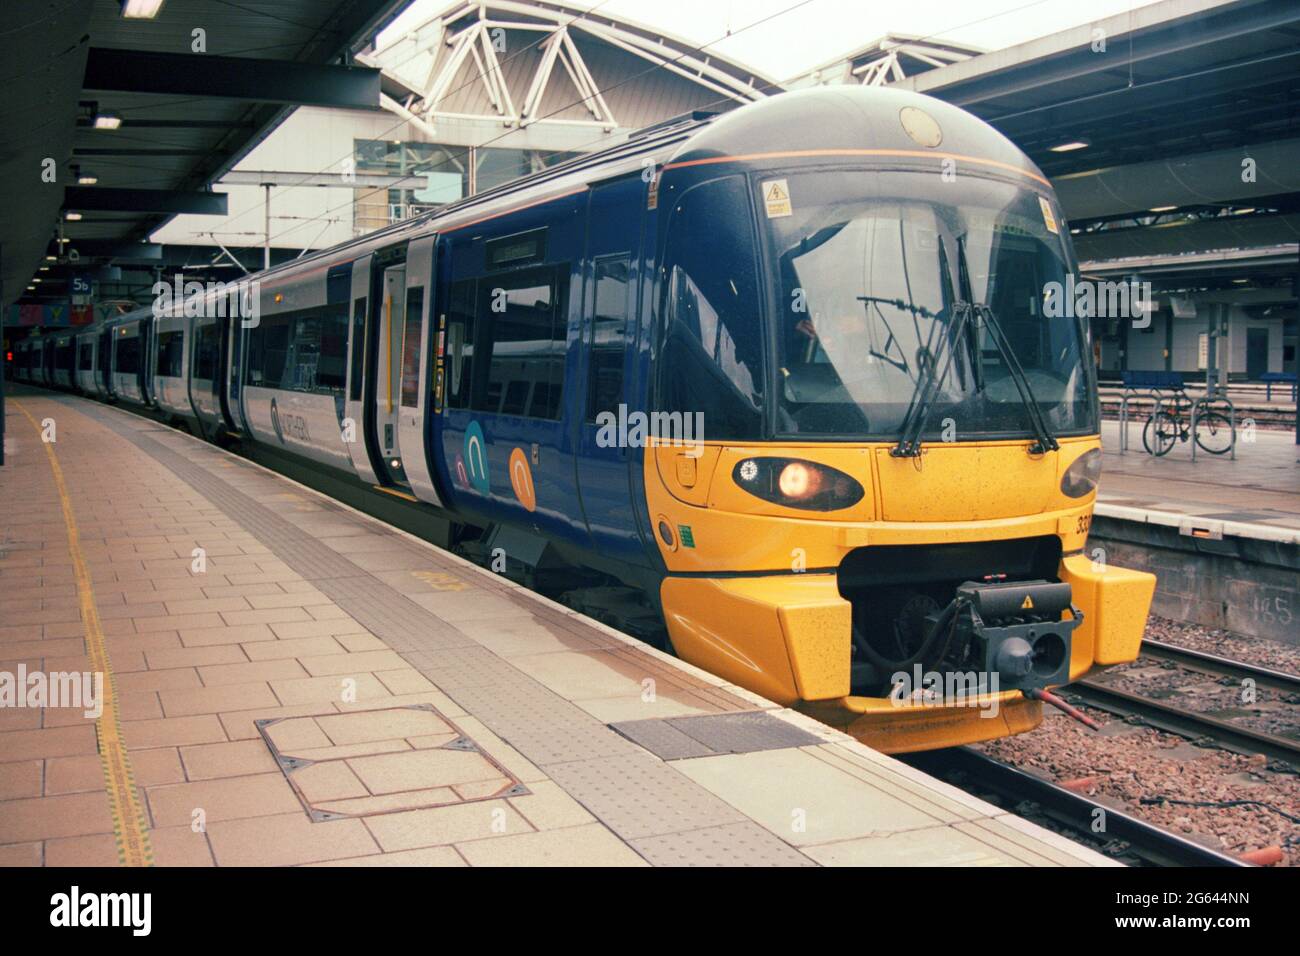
top-left (1, 0), bottom-right (412, 312)
top-left (885, 0), bottom-right (1300, 302)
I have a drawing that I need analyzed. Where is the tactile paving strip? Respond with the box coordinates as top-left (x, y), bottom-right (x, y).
top-left (73, 401), bottom-right (819, 866)
top-left (542, 751), bottom-right (748, 840)
top-left (630, 821), bottom-right (818, 867)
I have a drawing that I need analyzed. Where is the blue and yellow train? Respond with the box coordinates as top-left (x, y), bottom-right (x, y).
top-left (12, 86), bottom-right (1155, 752)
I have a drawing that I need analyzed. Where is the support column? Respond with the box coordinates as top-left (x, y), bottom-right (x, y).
top-left (262, 183), bottom-right (272, 271)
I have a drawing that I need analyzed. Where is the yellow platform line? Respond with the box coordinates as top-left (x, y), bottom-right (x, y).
top-left (15, 401), bottom-right (154, 866)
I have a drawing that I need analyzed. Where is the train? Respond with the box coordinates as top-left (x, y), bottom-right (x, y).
top-left (10, 85), bottom-right (1156, 752)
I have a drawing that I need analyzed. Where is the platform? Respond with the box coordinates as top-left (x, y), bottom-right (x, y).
top-left (1098, 420), bottom-right (1300, 545)
top-left (0, 389), bottom-right (1118, 868)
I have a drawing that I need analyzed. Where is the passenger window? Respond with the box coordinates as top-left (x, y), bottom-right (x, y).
top-left (317, 308), bottom-right (348, 393)
top-left (472, 265), bottom-right (566, 421)
top-left (349, 297), bottom-right (367, 401)
top-left (116, 334), bottom-right (140, 375)
top-left (194, 322), bottom-right (220, 380)
top-left (248, 316), bottom-right (290, 388)
top-left (287, 316), bottom-right (318, 389)
top-left (444, 279), bottom-right (476, 410)
top-left (400, 287), bottom-right (424, 408)
top-left (155, 331), bottom-right (183, 377)
top-left (587, 256), bottom-right (630, 422)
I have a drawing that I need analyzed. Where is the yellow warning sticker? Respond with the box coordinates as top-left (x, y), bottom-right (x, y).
top-left (762, 178), bottom-right (792, 218)
top-left (1038, 196), bottom-right (1058, 234)
top-left (1021, 595), bottom-right (1035, 610)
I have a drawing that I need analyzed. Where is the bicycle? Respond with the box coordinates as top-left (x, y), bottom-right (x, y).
top-left (1141, 390), bottom-right (1235, 456)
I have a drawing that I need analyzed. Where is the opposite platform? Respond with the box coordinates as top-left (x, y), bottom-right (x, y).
top-left (0, 389), bottom-right (1114, 867)
top-left (1097, 420), bottom-right (1299, 546)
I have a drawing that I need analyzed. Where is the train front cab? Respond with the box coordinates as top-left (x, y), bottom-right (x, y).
top-left (641, 88), bottom-right (1156, 753)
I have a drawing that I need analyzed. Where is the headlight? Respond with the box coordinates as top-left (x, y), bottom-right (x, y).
top-left (732, 457), bottom-right (864, 511)
top-left (1060, 448), bottom-right (1102, 498)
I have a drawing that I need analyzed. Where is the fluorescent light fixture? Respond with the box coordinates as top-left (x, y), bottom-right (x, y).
top-left (93, 112), bottom-right (122, 130)
top-left (1149, 205), bottom-right (1177, 213)
top-left (1049, 140), bottom-right (1089, 152)
top-left (32, 277), bottom-right (42, 283)
top-left (120, 0), bottom-right (165, 18)
top-left (65, 212), bottom-right (83, 221)
top-left (39, 266), bottom-right (49, 272)
top-left (78, 174), bottom-right (98, 185)
top-left (26, 285), bottom-right (35, 291)
top-left (1231, 278), bottom-right (1248, 284)
top-left (45, 255), bottom-right (56, 261)
top-left (1233, 207), bottom-right (1255, 215)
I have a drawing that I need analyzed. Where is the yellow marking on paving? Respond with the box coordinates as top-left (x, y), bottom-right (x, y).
top-left (14, 400), bottom-right (154, 866)
top-left (411, 570), bottom-right (470, 591)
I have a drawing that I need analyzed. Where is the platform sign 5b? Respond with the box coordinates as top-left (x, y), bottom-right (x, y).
top-left (70, 273), bottom-right (93, 307)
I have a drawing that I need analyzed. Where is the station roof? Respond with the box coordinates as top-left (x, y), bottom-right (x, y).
top-left (890, 0), bottom-right (1300, 291)
top-left (370, 0), bottom-right (774, 128)
top-left (2, 0), bottom-right (410, 311)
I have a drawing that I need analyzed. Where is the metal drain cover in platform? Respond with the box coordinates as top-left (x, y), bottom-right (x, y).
top-left (256, 703), bottom-right (527, 821)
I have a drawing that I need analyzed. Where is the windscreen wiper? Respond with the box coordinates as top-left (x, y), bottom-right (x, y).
top-left (890, 300), bottom-right (975, 458)
top-left (973, 302), bottom-right (1059, 454)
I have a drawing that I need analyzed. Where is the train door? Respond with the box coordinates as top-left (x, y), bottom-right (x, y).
top-left (344, 258), bottom-right (380, 484)
top-left (190, 317), bottom-right (223, 439)
top-left (98, 326), bottom-right (113, 395)
top-left (397, 235), bottom-right (444, 505)
top-left (219, 313), bottom-right (241, 432)
top-left (370, 264), bottom-right (407, 487)
top-left (573, 176), bottom-right (646, 561)
top-left (138, 317), bottom-right (153, 404)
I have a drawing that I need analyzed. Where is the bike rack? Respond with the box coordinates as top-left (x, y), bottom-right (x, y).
top-left (1121, 386), bottom-right (1177, 456)
top-left (1118, 388), bottom-right (1138, 453)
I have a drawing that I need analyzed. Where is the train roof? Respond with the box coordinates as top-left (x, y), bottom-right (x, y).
top-left (80, 86), bottom-right (1051, 325)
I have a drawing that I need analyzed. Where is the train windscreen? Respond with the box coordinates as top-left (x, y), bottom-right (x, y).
top-left (766, 170), bottom-right (1095, 441)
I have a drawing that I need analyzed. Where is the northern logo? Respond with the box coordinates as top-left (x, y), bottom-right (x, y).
top-left (269, 396), bottom-right (309, 444)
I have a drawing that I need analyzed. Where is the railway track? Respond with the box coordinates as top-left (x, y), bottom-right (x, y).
top-left (906, 747), bottom-right (1249, 867)
top-left (1064, 639), bottom-right (1300, 767)
top-left (1139, 639), bottom-right (1300, 693)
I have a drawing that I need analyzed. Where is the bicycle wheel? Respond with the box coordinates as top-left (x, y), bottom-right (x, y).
top-left (1143, 412), bottom-right (1180, 456)
top-left (1194, 411), bottom-right (1235, 455)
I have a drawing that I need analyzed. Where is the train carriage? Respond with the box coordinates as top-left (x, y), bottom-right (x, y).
top-left (24, 86), bottom-right (1156, 752)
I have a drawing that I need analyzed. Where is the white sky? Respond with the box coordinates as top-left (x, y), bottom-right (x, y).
top-left (377, 0), bottom-right (1164, 82)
